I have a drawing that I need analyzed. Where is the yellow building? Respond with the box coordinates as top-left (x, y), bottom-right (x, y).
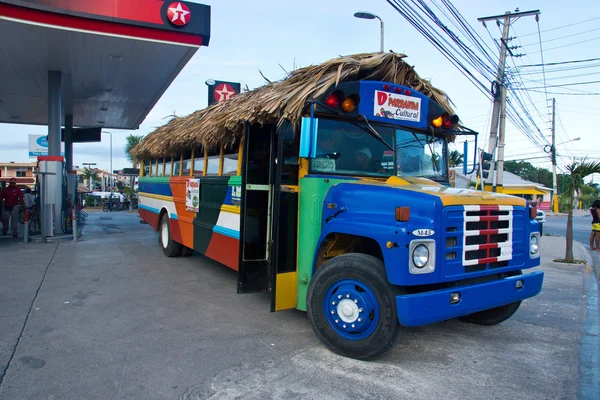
top-left (0, 161), bottom-right (36, 189)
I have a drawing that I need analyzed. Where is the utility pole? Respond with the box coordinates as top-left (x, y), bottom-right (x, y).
top-left (551, 98), bottom-right (558, 212)
top-left (478, 9), bottom-right (540, 192)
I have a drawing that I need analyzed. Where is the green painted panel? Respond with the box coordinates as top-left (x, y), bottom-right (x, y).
top-left (193, 176), bottom-right (230, 254)
top-left (296, 176), bottom-right (354, 311)
top-left (139, 176), bottom-right (170, 183)
top-left (228, 175), bottom-right (242, 186)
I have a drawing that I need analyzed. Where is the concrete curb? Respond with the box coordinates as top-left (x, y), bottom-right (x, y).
top-left (579, 263), bottom-right (599, 399)
top-left (567, 239), bottom-right (600, 399)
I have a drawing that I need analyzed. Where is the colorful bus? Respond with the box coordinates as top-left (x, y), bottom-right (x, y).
top-left (134, 53), bottom-right (543, 359)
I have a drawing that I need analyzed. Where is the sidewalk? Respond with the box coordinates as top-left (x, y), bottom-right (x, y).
top-left (0, 213), bottom-right (598, 400)
top-left (545, 209), bottom-right (589, 218)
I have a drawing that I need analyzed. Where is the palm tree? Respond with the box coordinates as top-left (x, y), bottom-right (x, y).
top-left (124, 134), bottom-right (144, 211)
top-left (125, 134), bottom-right (144, 167)
top-left (563, 158), bottom-right (600, 261)
top-left (448, 150), bottom-right (463, 167)
top-left (81, 168), bottom-right (99, 190)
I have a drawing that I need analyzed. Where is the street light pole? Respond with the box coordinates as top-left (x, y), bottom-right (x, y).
top-left (354, 11), bottom-right (384, 52)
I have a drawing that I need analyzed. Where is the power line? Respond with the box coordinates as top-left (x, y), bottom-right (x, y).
top-left (517, 56), bottom-right (600, 68)
top-left (521, 70), bottom-right (600, 83)
top-left (520, 26), bottom-right (600, 47)
top-left (524, 89), bottom-right (600, 96)
top-left (518, 16), bottom-right (600, 38)
top-left (514, 79), bottom-right (600, 90)
top-left (528, 35), bottom-right (600, 54)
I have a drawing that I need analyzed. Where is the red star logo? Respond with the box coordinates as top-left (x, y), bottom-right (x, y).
top-left (214, 83), bottom-right (236, 102)
top-left (167, 2), bottom-right (191, 26)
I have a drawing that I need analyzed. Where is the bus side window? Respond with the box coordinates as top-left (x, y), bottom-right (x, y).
top-left (157, 159), bottom-right (164, 176)
top-left (181, 150), bottom-right (192, 176)
top-left (281, 121), bottom-right (299, 185)
top-left (223, 150), bottom-right (238, 175)
top-left (144, 160), bottom-right (152, 176)
top-left (206, 155), bottom-right (220, 175)
top-left (165, 159), bottom-right (172, 177)
top-left (173, 157), bottom-right (181, 176)
top-left (193, 149), bottom-right (204, 175)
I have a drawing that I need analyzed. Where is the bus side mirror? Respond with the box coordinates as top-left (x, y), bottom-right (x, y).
top-left (299, 117), bottom-right (318, 158)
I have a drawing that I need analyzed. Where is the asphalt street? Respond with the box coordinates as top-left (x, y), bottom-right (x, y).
top-left (0, 211), bottom-right (597, 400)
top-left (543, 214), bottom-right (593, 249)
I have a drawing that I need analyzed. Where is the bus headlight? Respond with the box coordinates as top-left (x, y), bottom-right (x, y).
top-left (530, 232), bottom-right (540, 258)
top-left (409, 240), bottom-right (436, 274)
top-left (412, 244), bottom-right (429, 268)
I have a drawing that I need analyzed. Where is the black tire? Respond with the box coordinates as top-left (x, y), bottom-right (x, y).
top-left (306, 253), bottom-right (399, 360)
top-left (458, 270), bottom-right (522, 326)
top-left (159, 213), bottom-right (180, 257)
top-left (180, 246), bottom-right (194, 257)
top-left (102, 203), bottom-right (110, 212)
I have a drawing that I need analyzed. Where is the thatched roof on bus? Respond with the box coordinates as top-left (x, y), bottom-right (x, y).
top-left (131, 52), bottom-right (454, 159)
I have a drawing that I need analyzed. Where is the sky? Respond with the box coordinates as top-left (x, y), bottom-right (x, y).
top-left (1, 0), bottom-right (598, 180)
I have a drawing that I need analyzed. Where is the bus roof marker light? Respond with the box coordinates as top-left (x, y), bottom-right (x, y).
top-left (394, 87), bottom-right (402, 94)
top-left (383, 84), bottom-right (392, 91)
top-left (404, 89), bottom-right (412, 95)
top-left (432, 116), bottom-right (443, 128)
top-left (341, 94), bottom-right (360, 113)
top-left (325, 90), bottom-right (344, 108)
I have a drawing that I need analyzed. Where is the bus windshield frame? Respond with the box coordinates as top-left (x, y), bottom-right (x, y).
top-left (309, 118), bottom-right (449, 182)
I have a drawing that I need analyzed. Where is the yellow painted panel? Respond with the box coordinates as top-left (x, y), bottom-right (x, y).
top-left (220, 204), bottom-right (240, 214)
top-left (275, 272), bottom-right (297, 311)
top-left (349, 178), bottom-right (526, 207)
top-left (138, 192), bottom-right (173, 202)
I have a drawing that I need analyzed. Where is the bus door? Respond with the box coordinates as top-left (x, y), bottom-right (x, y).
top-left (238, 123), bottom-right (275, 294)
top-left (238, 122), bottom-right (299, 312)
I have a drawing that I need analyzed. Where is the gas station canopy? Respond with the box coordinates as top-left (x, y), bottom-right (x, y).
top-left (0, 0), bottom-right (211, 129)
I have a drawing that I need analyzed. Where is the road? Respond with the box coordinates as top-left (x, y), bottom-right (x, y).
top-left (0, 211), bottom-right (597, 400)
top-left (543, 214), bottom-right (592, 249)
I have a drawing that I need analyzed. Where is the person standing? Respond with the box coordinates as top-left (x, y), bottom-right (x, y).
top-left (24, 188), bottom-right (35, 209)
top-left (1, 178), bottom-right (25, 237)
top-left (590, 200), bottom-right (600, 250)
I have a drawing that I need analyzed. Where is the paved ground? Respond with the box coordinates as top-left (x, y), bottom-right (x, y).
top-left (0, 211), bottom-right (598, 399)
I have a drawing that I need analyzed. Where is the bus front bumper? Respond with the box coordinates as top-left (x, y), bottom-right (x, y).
top-left (395, 271), bottom-right (544, 327)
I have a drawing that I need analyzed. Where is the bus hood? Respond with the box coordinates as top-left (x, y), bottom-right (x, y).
top-left (350, 176), bottom-right (527, 207)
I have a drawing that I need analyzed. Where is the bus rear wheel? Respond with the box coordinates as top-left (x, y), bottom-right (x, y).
top-left (307, 253), bottom-right (399, 360)
top-left (159, 214), bottom-right (180, 257)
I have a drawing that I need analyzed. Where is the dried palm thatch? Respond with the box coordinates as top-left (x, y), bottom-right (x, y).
top-left (131, 52), bottom-right (454, 159)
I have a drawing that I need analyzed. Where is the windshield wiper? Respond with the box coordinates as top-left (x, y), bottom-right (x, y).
top-left (356, 115), bottom-right (394, 152)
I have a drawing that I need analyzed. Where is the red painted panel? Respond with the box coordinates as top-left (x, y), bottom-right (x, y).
top-left (0, 2), bottom-right (203, 46)
top-left (139, 208), bottom-right (159, 231)
top-left (205, 232), bottom-right (240, 271)
top-left (169, 218), bottom-right (183, 244)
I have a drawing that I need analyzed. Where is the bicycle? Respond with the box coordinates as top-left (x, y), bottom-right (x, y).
top-left (103, 200), bottom-right (127, 212)
top-left (18, 206), bottom-right (41, 236)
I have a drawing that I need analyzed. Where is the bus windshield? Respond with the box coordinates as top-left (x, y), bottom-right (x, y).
top-left (310, 119), bottom-right (448, 181)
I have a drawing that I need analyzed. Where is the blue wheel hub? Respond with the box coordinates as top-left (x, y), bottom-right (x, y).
top-left (323, 279), bottom-right (380, 341)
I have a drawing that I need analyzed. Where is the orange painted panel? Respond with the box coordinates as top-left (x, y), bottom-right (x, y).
top-left (170, 176), bottom-right (195, 249)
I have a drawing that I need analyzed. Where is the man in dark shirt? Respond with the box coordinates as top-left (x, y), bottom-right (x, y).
top-left (1, 178), bottom-right (24, 237)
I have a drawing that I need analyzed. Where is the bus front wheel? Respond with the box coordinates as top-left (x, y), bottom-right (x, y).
top-left (159, 214), bottom-right (180, 257)
top-left (306, 253), bottom-right (399, 360)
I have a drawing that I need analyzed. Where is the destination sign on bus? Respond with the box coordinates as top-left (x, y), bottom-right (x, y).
top-left (374, 90), bottom-right (421, 123)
